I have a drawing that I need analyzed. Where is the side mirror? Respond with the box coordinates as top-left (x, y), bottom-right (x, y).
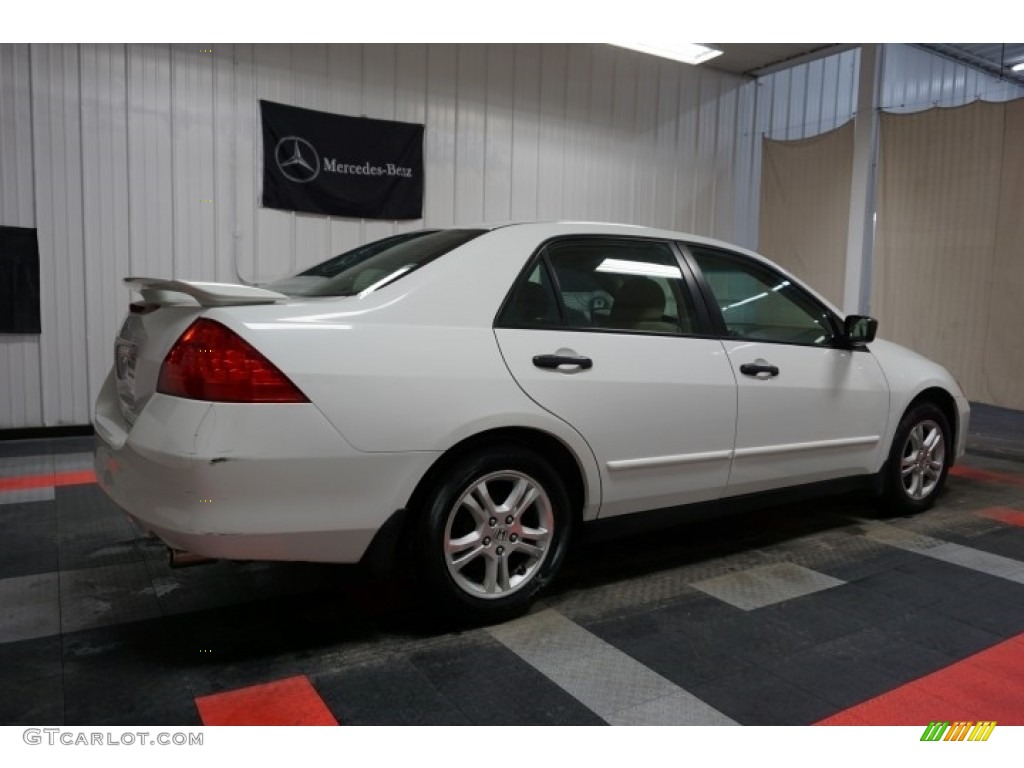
top-left (843, 315), bottom-right (878, 345)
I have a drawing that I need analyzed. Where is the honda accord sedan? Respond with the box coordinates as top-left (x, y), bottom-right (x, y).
top-left (94, 222), bottom-right (969, 622)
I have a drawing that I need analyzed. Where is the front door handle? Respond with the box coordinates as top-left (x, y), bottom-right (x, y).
top-left (533, 354), bottom-right (593, 371)
top-left (740, 362), bottom-right (779, 377)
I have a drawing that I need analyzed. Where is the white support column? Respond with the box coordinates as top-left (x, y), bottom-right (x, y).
top-left (843, 44), bottom-right (883, 315)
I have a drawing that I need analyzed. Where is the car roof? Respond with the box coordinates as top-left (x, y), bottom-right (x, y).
top-left (469, 220), bottom-right (770, 266)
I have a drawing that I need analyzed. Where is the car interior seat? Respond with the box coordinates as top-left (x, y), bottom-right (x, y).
top-left (607, 276), bottom-right (680, 333)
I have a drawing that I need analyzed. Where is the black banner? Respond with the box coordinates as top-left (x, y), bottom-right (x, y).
top-left (260, 100), bottom-right (424, 220)
top-left (0, 225), bottom-right (41, 334)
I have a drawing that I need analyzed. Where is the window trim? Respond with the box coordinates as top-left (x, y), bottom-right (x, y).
top-left (678, 242), bottom-right (846, 349)
top-left (493, 235), bottom-right (714, 337)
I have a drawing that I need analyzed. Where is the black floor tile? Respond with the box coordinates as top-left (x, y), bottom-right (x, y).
top-left (824, 626), bottom-right (959, 685)
top-left (0, 436), bottom-right (94, 458)
top-left (410, 637), bottom-right (605, 725)
top-left (872, 610), bottom-right (1004, 663)
top-left (0, 502), bottom-right (58, 580)
top-left (60, 622), bottom-right (199, 726)
top-left (754, 594), bottom-right (868, 645)
top-left (768, 640), bottom-right (902, 710)
top-left (0, 635), bottom-right (64, 724)
top-left (890, 554), bottom-right (998, 593)
top-left (0, 633), bottom-right (63, 680)
top-left (689, 666), bottom-right (836, 725)
top-left (0, 672), bottom-right (64, 724)
top-left (0, 537), bottom-right (58, 581)
top-left (851, 569), bottom-right (958, 609)
top-left (809, 582), bottom-right (926, 624)
top-left (586, 616), bottom-right (755, 688)
top-left (928, 580), bottom-right (1024, 637)
top-left (810, 547), bottom-right (913, 582)
top-left (313, 656), bottom-right (470, 725)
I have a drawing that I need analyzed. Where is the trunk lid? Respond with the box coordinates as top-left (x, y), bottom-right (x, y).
top-left (114, 277), bottom-right (288, 424)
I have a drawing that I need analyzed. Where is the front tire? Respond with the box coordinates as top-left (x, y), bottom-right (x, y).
top-left (880, 402), bottom-right (952, 515)
top-left (415, 445), bottom-right (573, 624)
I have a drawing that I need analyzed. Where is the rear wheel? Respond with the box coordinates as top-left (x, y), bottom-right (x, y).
top-left (415, 445), bottom-right (572, 624)
top-left (880, 402), bottom-right (951, 515)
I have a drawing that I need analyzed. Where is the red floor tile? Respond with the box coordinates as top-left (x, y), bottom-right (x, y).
top-left (195, 675), bottom-right (338, 726)
top-left (817, 632), bottom-right (1024, 725)
top-left (0, 469), bottom-right (96, 492)
top-left (979, 507), bottom-right (1024, 527)
top-left (950, 465), bottom-right (1024, 488)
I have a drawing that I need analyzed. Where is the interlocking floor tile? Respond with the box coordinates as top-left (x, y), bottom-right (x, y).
top-left (313, 657), bottom-right (469, 725)
top-left (690, 562), bottom-right (845, 610)
top-left (59, 563), bottom-right (163, 633)
top-left (0, 487), bottom-right (55, 505)
top-left (0, 573), bottom-right (60, 643)
top-left (488, 608), bottom-right (736, 724)
top-left (411, 630), bottom-right (607, 725)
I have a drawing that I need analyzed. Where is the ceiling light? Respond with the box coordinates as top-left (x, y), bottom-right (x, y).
top-left (1013, 62), bottom-right (1024, 72)
top-left (610, 43), bottom-right (723, 66)
top-left (596, 259), bottom-right (682, 279)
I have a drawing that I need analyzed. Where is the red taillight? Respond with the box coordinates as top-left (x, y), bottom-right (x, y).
top-left (157, 319), bottom-right (308, 403)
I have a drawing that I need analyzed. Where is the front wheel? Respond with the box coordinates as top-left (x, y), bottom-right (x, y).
top-left (415, 445), bottom-right (573, 624)
top-left (880, 402), bottom-right (952, 515)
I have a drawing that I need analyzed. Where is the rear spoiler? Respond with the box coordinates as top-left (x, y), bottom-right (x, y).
top-left (124, 277), bottom-right (288, 307)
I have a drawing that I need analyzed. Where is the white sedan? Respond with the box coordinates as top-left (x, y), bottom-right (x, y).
top-left (94, 222), bottom-right (969, 622)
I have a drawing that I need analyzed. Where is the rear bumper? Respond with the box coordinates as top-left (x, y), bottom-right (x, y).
top-left (93, 371), bottom-right (438, 563)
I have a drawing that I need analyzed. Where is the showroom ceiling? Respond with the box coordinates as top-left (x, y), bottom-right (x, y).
top-left (705, 43), bottom-right (1024, 86)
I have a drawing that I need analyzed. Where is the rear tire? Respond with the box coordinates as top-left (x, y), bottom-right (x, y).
top-left (414, 445), bottom-right (573, 624)
top-left (880, 402), bottom-right (952, 515)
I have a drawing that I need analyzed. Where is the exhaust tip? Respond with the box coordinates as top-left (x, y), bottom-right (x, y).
top-left (168, 547), bottom-right (216, 568)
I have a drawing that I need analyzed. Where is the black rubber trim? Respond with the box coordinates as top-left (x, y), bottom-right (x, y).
top-left (0, 424), bottom-right (95, 442)
top-left (358, 508), bottom-right (409, 578)
top-left (582, 473), bottom-right (882, 542)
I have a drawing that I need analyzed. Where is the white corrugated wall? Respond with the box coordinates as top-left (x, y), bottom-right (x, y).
top-left (0, 43), bottom-right (758, 428)
top-left (4, 43), bottom-right (1022, 429)
top-left (882, 44), bottom-right (1024, 112)
top-left (737, 43), bottom-right (1024, 261)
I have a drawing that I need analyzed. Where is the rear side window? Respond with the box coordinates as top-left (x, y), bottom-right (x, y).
top-left (497, 237), bottom-right (700, 335)
top-left (267, 229), bottom-right (486, 297)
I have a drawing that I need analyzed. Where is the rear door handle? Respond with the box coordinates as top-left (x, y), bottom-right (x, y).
top-left (739, 362), bottom-right (779, 377)
top-left (533, 354), bottom-right (593, 371)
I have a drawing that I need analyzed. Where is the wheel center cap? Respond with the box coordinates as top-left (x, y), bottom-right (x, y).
top-left (492, 527), bottom-right (510, 543)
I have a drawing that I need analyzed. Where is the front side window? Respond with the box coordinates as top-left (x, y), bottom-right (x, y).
top-left (267, 229), bottom-right (485, 297)
top-left (690, 246), bottom-right (836, 346)
top-left (499, 238), bottom-right (699, 335)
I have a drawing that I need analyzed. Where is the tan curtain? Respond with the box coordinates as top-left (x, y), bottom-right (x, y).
top-left (874, 99), bottom-right (1024, 411)
top-left (759, 122), bottom-right (854, 307)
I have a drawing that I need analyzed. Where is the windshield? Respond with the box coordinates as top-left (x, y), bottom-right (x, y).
top-left (267, 229), bottom-right (486, 297)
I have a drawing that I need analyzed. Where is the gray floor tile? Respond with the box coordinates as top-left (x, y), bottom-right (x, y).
top-left (690, 562), bottom-right (845, 610)
top-left (0, 487), bottom-right (55, 505)
top-left (0, 573), bottom-right (60, 643)
top-left (52, 452), bottom-right (95, 473)
top-left (0, 455), bottom-right (53, 479)
top-left (59, 563), bottom-right (163, 633)
top-left (488, 608), bottom-right (736, 724)
top-left (862, 522), bottom-right (1024, 585)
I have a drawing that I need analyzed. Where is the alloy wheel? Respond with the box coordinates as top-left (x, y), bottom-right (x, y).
top-left (899, 419), bottom-right (946, 500)
top-left (443, 471), bottom-right (554, 599)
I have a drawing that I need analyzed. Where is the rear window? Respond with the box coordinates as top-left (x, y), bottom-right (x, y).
top-left (267, 229), bottom-right (486, 297)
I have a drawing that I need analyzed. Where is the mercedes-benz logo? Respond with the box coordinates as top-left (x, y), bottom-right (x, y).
top-left (274, 136), bottom-right (320, 183)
